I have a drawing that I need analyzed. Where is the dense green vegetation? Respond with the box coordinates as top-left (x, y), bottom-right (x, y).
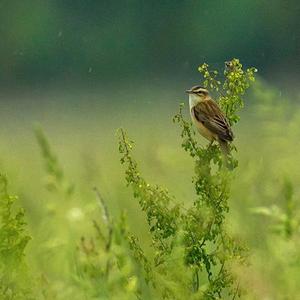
top-left (2, 59), bottom-right (300, 299)
top-left (0, 0), bottom-right (299, 298)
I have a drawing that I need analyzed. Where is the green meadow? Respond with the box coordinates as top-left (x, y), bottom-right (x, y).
top-left (1, 1), bottom-right (299, 299)
top-left (1, 76), bottom-right (300, 299)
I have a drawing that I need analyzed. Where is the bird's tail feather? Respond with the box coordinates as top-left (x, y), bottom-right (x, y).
top-left (219, 140), bottom-right (230, 167)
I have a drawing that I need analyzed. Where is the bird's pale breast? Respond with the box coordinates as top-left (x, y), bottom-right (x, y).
top-left (190, 108), bottom-right (216, 141)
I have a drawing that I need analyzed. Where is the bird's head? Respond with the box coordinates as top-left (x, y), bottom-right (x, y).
top-left (186, 86), bottom-right (209, 105)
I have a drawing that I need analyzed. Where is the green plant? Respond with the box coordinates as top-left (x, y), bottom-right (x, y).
top-left (118, 59), bottom-right (257, 299)
top-left (252, 178), bottom-right (299, 238)
top-left (34, 129), bottom-right (141, 299)
top-left (119, 129), bottom-right (183, 299)
top-left (35, 127), bottom-right (74, 197)
top-left (250, 177), bottom-right (300, 299)
top-left (0, 174), bottom-right (33, 299)
top-left (35, 128), bottom-right (80, 299)
top-left (74, 188), bottom-right (139, 300)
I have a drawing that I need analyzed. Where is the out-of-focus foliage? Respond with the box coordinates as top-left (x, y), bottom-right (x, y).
top-left (74, 189), bottom-right (138, 300)
top-left (252, 178), bottom-right (299, 238)
top-left (1, 64), bottom-right (300, 299)
top-left (35, 127), bottom-right (75, 197)
top-left (0, 1), bottom-right (299, 85)
top-left (250, 177), bottom-right (300, 299)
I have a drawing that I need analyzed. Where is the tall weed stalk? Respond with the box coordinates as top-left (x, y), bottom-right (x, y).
top-left (118, 59), bottom-right (257, 299)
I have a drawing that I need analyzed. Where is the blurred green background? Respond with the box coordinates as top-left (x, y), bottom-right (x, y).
top-left (1, 1), bottom-right (300, 299)
top-left (0, 0), bottom-right (299, 88)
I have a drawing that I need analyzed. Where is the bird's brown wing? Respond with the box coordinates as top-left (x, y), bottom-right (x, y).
top-left (192, 100), bottom-right (234, 142)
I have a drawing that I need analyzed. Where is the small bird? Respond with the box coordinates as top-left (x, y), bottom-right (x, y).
top-left (186, 85), bottom-right (234, 155)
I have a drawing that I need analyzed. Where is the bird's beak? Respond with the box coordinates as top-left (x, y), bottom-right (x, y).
top-left (186, 89), bottom-right (193, 94)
